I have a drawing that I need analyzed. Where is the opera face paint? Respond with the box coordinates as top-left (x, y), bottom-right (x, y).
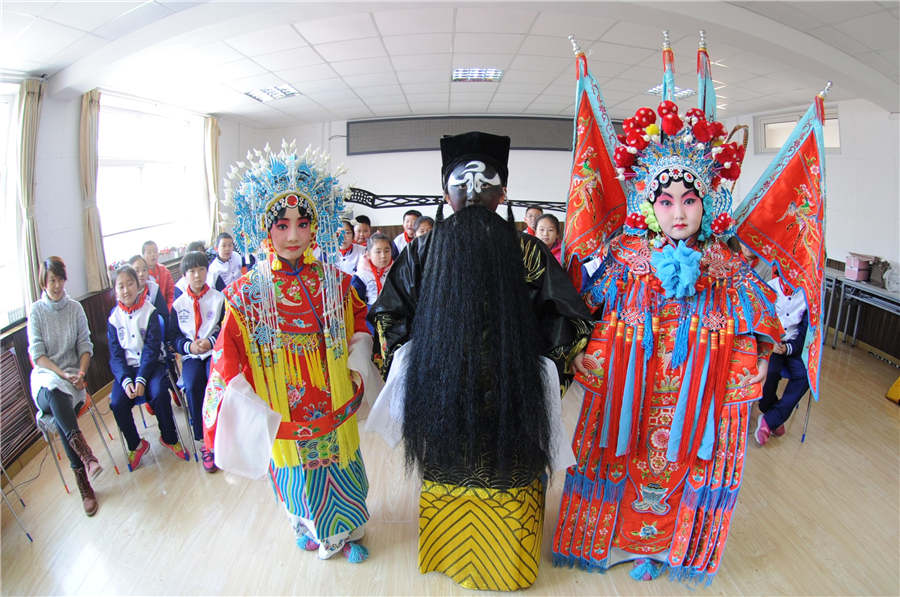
top-left (444, 160), bottom-right (505, 212)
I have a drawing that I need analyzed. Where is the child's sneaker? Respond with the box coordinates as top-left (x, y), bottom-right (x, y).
top-left (160, 438), bottom-right (189, 461)
top-left (144, 403), bottom-right (155, 416)
top-left (128, 438), bottom-right (150, 470)
top-left (754, 414), bottom-right (771, 446)
top-left (773, 424), bottom-right (786, 437)
top-left (200, 446), bottom-right (218, 473)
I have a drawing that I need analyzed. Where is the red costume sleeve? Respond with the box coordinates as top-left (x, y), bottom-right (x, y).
top-left (202, 306), bottom-right (251, 451)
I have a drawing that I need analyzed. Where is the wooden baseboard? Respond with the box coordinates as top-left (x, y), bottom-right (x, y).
top-left (1, 383), bottom-right (112, 489)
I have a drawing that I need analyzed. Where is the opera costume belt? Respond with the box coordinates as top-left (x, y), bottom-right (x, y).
top-left (275, 383), bottom-right (364, 441)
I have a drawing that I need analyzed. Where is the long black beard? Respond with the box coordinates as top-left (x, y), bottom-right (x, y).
top-left (402, 206), bottom-right (551, 488)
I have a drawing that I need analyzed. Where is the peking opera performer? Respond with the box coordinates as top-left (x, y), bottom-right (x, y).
top-left (553, 31), bottom-right (827, 584)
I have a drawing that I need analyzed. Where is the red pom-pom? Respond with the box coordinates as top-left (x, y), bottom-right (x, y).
top-left (710, 213), bottom-right (733, 235)
top-left (684, 108), bottom-right (705, 121)
top-left (692, 119), bottom-right (712, 142)
top-left (708, 121), bottom-right (726, 140)
top-left (660, 112), bottom-right (683, 135)
top-left (622, 117), bottom-right (638, 133)
top-left (617, 133), bottom-right (628, 144)
top-left (634, 107), bottom-right (656, 127)
top-left (625, 212), bottom-right (648, 230)
top-left (626, 130), bottom-right (649, 150)
top-left (658, 100), bottom-right (678, 117)
top-left (614, 146), bottom-right (636, 168)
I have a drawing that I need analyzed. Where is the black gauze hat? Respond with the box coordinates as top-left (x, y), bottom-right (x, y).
top-left (440, 131), bottom-right (510, 187)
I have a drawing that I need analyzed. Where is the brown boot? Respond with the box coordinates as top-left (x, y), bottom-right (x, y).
top-left (68, 430), bottom-right (102, 479)
top-left (73, 466), bottom-right (98, 516)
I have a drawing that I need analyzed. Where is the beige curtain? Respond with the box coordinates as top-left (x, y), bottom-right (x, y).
top-left (203, 116), bottom-right (221, 245)
top-left (79, 89), bottom-right (108, 292)
top-left (15, 79), bottom-right (44, 302)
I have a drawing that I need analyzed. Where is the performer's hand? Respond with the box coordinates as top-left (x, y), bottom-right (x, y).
top-left (747, 357), bottom-right (768, 385)
top-left (572, 351), bottom-right (590, 377)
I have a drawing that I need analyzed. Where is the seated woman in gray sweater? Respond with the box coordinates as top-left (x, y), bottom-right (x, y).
top-left (27, 256), bottom-right (102, 516)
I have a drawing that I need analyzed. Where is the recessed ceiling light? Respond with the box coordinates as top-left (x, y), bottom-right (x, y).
top-left (244, 84), bottom-right (300, 103)
top-left (645, 84), bottom-right (696, 99)
top-left (452, 68), bottom-right (503, 82)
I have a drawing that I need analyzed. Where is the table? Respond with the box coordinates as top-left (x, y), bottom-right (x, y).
top-left (827, 268), bottom-right (900, 349)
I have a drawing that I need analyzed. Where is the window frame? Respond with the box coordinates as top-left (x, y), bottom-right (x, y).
top-left (96, 93), bottom-right (207, 271)
top-left (753, 104), bottom-right (840, 155)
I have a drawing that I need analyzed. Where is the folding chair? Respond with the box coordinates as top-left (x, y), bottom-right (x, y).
top-left (165, 365), bottom-right (199, 464)
top-left (0, 463), bottom-right (32, 542)
top-left (35, 393), bottom-right (120, 494)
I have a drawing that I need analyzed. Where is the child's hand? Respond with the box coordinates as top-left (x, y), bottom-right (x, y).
top-left (773, 342), bottom-right (787, 355)
top-left (125, 383), bottom-right (137, 400)
top-left (198, 339), bottom-right (212, 353)
top-left (134, 382), bottom-right (146, 397)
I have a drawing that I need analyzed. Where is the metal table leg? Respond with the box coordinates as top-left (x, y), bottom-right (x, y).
top-left (824, 278), bottom-right (836, 344)
top-left (832, 278), bottom-right (845, 348)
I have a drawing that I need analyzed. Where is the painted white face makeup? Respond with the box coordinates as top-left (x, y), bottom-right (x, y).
top-left (446, 160), bottom-right (502, 196)
top-left (653, 179), bottom-right (704, 241)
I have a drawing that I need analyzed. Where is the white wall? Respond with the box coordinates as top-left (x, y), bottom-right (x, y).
top-left (728, 98), bottom-right (900, 266)
top-left (32, 94), bottom-right (86, 297)
top-left (247, 120), bottom-right (572, 227)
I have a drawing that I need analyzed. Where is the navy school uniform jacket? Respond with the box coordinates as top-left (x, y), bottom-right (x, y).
top-left (168, 286), bottom-right (225, 360)
top-left (107, 298), bottom-right (165, 391)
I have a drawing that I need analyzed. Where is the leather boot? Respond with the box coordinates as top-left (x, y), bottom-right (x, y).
top-left (73, 467), bottom-right (98, 516)
top-left (68, 430), bottom-right (102, 479)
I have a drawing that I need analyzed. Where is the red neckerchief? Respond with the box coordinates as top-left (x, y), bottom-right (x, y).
top-left (366, 258), bottom-right (392, 295)
top-left (118, 289), bottom-right (147, 314)
top-left (339, 245), bottom-right (353, 257)
top-left (403, 231), bottom-right (414, 244)
top-left (526, 226), bottom-right (535, 235)
top-left (187, 284), bottom-right (210, 333)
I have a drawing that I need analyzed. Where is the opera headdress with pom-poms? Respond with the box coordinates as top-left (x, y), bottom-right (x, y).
top-left (612, 31), bottom-right (744, 242)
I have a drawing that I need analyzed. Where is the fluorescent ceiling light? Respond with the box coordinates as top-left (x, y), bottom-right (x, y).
top-left (452, 68), bottom-right (503, 82)
top-left (645, 84), bottom-right (696, 99)
top-left (245, 84), bottom-right (300, 103)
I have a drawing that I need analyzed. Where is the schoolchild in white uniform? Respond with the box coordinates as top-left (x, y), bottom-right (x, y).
top-left (393, 209), bottom-right (422, 256)
top-left (336, 220), bottom-right (365, 275)
top-left (206, 232), bottom-right (246, 291)
top-left (351, 233), bottom-right (394, 307)
top-left (169, 251), bottom-right (225, 472)
top-left (107, 266), bottom-right (187, 470)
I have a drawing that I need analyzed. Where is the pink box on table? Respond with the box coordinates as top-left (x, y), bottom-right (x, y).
top-left (844, 265), bottom-right (870, 281)
top-left (846, 252), bottom-right (875, 269)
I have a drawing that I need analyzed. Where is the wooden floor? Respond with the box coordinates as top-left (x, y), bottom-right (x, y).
top-left (3, 341), bottom-right (898, 596)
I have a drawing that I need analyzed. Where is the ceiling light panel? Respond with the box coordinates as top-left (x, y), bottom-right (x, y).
top-left (452, 68), bottom-right (504, 82)
top-left (244, 84), bottom-right (300, 103)
top-left (645, 83), bottom-right (696, 99)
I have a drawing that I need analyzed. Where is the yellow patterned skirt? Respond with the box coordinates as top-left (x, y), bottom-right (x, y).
top-left (418, 478), bottom-right (545, 591)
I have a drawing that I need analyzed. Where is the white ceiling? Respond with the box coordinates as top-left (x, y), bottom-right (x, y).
top-left (1, 1), bottom-right (897, 128)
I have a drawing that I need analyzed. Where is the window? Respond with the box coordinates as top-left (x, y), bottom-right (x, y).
top-left (97, 94), bottom-right (207, 270)
top-left (0, 83), bottom-right (23, 329)
top-left (754, 106), bottom-right (840, 154)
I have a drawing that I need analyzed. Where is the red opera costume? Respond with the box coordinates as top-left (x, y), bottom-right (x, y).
top-left (554, 31), bottom-right (827, 584)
